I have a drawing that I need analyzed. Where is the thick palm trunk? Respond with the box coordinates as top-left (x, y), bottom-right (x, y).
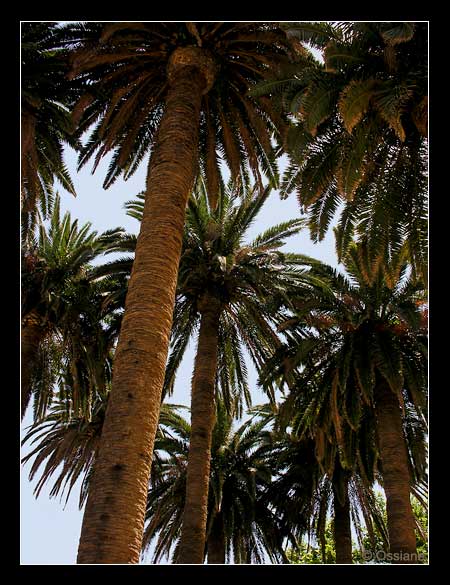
top-left (21, 311), bottom-right (45, 419)
top-left (374, 380), bottom-right (417, 563)
top-left (21, 110), bottom-right (34, 162)
top-left (77, 62), bottom-right (207, 564)
top-left (21, 108), bottom-right (39, 212)
top-left (176, 297), bottom-right (221, 564)
top-left (207, 512), bottom-right (226, 564)
top-left (332, 475), bottom-right (353, 564)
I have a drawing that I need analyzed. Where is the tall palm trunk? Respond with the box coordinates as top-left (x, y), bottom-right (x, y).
top-left (176, 296), bottom-right (221, 564)
top-left (21, 311), bottom-right (45, 419)
top-left (77, 58), bottom-right (208, 564)
top-left (332, 474), bottom-right (353, 564)
top-left (374, 380), bottom-right (417, 563)
top-left (207, 511), bottom-right (226, 564)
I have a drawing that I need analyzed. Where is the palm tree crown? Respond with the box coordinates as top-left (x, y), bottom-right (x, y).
top-left (60, 22), bottom-right (307, 204)
top-left (262, 240), bottom-right (427, 432)
top-left (21, 194), bottom-right (126, 420)
top-left (251, 21), bottom-right (428, 282)
top-left (126, 180), bottom-right (320, 411)
top-left (21, 22), bottom-right (82, 236)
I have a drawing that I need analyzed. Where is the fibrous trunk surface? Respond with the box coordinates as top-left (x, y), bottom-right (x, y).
top-left (374, 380), bottom-right (418, 563)
top-left (77, 66), bottom-right (205, 564)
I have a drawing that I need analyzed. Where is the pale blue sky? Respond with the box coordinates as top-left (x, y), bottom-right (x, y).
top-left (20, 137), bottom-right (340, 565)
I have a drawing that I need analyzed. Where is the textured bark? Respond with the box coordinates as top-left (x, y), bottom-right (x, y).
top-left (21, 311), bottom-right (45, 419)
top-left (76, 65), bottom-right (206, 564)
top-left (21, 109), bottom-right (35, 170)
top-left (176, 296), bottom-right (221, 564)
top-left (332, 476), bottom-right (353, 564)
top-left (207, 512), bottom-right (226, 564)
top-left (21, 108), bottom-right (39, 210)
top-left (374, 380), bottom-right (418, 563)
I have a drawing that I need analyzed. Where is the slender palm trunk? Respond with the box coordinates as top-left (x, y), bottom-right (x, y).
top-left (176, 297), bottom-right (221, 564)
top-left (77, 64), bottom-right (207, 564)
top-left (332, 475), bottom-right (353, 564)
top-left (207, 512), bottom-right (226, 564)
top-left (21, 311), bottom-right (45, 419)
top-left (374, 380), bottom-right (417, 563)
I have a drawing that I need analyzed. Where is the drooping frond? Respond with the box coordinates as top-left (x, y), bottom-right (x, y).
top-left (58, 21), bottom-right (303, 197)
top-left (262, 21), bottom-right (428, 280)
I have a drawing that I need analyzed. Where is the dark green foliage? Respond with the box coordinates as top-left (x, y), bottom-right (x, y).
top-left (124, 180), bottom-right (320, 414)
top-left (258, 240), bottom-right (427, 561)
top-left (22, 194), bottom-right (129, 421)
top-left (254, 22), bottom-right (428, 283)
top-left (55, 22), bottom-right (305, 206)
top-left (21, 23), bottom-right (83, 237)
top-left (287, 492), bottom-right (427, 564)
top-left (142, 400), bottom-right (287, 564)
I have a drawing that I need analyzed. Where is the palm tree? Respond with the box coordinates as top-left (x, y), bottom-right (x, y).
top-left (124, 180), bottom-right (317, 562)
top-left (56, 22), bottom-right (304, 563)
top-left (261, 240), bottom-right (427, 562)
top-left (21, 266), bottom-right (125, 506)
top-left (251, 21), bottom-right (428, 283)
top-left (21, 194), bottom-right (125, 420)
top-left (21, 22), bottom-right (81, 237)
top-left (142, 400), bottom-right (288, 564)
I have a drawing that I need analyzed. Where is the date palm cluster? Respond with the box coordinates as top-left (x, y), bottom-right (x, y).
top-left (21, 21), bottom-right (427, 565)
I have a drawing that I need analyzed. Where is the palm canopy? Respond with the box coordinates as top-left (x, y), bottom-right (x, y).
top-left (261, 240), bottom-right (427, 424)
top-left (143, 399), bottom-right (288, 564)
top-left (58, 22), bottom-right (307, 206)
top-left (21, 390), bottom-right (108, 509)
top-left (281, 22), bottom-right (427, 141)
top-left (251, 21), bottom-right (428, 283)
top-left (21, 194), bottom-right (128, 420)
top-left (21, 22), bottom-right (82, 236)
top-left (124, 180), bottom-right (325, 412)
